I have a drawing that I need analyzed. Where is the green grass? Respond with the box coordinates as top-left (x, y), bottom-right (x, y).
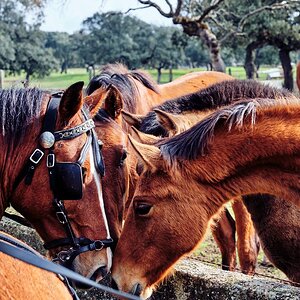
top-left (3, 68), bottom-right (89, 89)
top-left (2, 66), bottom-right (293, 89)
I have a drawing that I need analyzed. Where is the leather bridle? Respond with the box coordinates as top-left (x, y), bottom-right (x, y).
top-left (12, 92), bottom-right (115, 266)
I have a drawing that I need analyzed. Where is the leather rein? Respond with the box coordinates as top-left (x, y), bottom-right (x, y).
top-left (0, 232), bottom-right (139, 300)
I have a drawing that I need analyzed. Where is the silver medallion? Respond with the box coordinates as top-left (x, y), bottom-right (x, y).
top-left (39, 131), bottom-right (55, 149)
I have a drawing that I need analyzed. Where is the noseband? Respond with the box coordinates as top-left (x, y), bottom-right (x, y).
top-left (13, 93), bottom-right (114, 266)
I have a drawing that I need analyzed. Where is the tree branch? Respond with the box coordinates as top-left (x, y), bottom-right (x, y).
top-left (137, 0), bottom-right (173, 18)
top-left (174, 0), bottom-right (183, 17)
top-left (238, 0), bottom-right (300, 32)
top-left (124, 5), bottom-right (152, 14)
top-left (198, 0), bottom-right (225, 23)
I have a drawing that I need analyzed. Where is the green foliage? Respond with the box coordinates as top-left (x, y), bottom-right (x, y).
top-left (184, 38), bottom-right (210, 68)
top-left (0, 0), bottom-right (58, 80)
top-left (256, 46), bottom-right (280, 67)
top-left (79, 12), bottom-right (156, 69)
top-left (45, 32), bottom-right (82, 72)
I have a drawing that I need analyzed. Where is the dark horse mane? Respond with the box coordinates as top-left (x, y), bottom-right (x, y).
top-left (139, 80), bottom-right (293, 137)
top-left (86, 63), bottom-right (159, 117)
top-left (0, 88), bottom-right (43, 143)
top-left (159, 96), bottom-right (299, 163)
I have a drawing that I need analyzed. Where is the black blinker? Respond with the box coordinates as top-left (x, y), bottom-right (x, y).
top-left (54, 163), bottom-right (83, 200)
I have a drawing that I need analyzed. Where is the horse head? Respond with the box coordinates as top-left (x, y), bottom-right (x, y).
top-left (112, 96), bottom-right (300, 298)
top-left (2, 82), bottom-right (113, 284)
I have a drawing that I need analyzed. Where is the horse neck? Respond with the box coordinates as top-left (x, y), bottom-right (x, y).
top-left (158, 71), bottom-right (234, 101)
top-left (133, 80), bottom-right (164, 113)
top-left (174, 105), bottom-right (300, 210)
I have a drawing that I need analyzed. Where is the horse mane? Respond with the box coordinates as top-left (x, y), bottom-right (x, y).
top-left (140, 80), bottom-right (293, 136)
top-left (0, 88), bottom-right (43, 142)
top-left (86, 63), bottom-right (159, 114)
top-left (159, 96), bottom-right (299, 163)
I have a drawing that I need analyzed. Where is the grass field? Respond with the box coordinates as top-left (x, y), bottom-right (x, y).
top-left (2, 66), bottom-right (288, 89)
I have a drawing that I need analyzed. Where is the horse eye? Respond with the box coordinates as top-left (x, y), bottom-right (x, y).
top-left (82, 167), bottom-right (87, 182)
top-left (119, 150), bottom-right (128, 167)
top-left (134, 203), bottom-right (153, 216)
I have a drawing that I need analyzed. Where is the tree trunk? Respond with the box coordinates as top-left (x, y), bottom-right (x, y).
top-left (169, 66), bottom-right (173, 82)
top-left (173, 19), bottom-right (225, 72)
top-left (199, 26), bottom-right (225, 72)
top-left (24, 72), bottom-right (30, 87)
top-left (157, 67), bottom-right (162, 83)
top-left (244, 42), bottom-right (261, 79)
top-left (279, 48), bottom-right (293, 91)
top-left (0, 70), bottom-right (4, 89)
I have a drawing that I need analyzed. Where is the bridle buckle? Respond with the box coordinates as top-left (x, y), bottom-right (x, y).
top-left (57, 248), bottom-right (73, 262)
top-left (56, 211), bottom-right (67, 224)
top-left (29, 149), bottom-right (44, 164)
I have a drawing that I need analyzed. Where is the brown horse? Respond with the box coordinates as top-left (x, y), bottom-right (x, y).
top-left (132, 82), bottom-right (300, 281)
top-left (85, 63), bottom-right (233, 243)
top-left (297, 61), bottom-right (300, 93)
top-left (112, 94), bottom-right (300, 298)
top-left (123, 79), bottom-right (292, 275)
top-left (0, 232), bottom-right (72, 300)
top-left (0, 83), bottom-right (114, 284)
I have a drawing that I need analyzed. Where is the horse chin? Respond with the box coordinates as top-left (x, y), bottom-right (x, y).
top-left (129, 283), bottom-right (153, 300)
top-left (111, 276), bottom-right (153, 300)
top-left (139, 286), bottom-right (153, 300)
top-left (70, 249), bottom-right (112, 288)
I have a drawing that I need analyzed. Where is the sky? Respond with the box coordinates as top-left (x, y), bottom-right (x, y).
top-left (40, 0), bottom-right (174, 33)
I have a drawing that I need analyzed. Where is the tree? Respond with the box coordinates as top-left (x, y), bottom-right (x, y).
top-left (0, 0), bottom-right (58, 81)
top-left (142, 26), bottom-right (186, 82)
top-left (79, 12), bottom-right (155, 69)
top-left (134, 0), bottom-right (227, 72)
top-left (133, 0), bottom-right (300, 78)
top-left (211, 0), bottom-right (300, 89)
top-left (10, 29), bottom-right (58, 80)
top-left (229, 3), bottom-right (300, 89)
top-left (182, 37), bottom-right (210, 68)
top-left (45, 32), bottom-right (81, 73)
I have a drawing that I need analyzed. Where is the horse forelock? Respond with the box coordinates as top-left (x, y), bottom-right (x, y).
top-left (0, 88), bottom-right (44, 143)
top-left (86, 64), bottom-right (140, 114)
top-left (159, 96), bottom-right (299, 165)
top-left (140, 80), bottom-right (293, 136)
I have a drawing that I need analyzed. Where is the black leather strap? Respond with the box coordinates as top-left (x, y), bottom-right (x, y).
top-left (0, 240), bottom-right (139, 300)
top-left (42, 96), bottom-right (60, 133)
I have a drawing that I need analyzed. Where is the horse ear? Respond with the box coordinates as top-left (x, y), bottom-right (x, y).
top-left (122, 110), bottom-right (144, 128)
top-left (128, 135), bottom-right (161, 171)
top-left (154, 109), bottom-right (180, 134)
top-left (103, 85), bottom-right (123, 119)
top-left (84, 86), bottom-right (114, 117)
top-left (131, 126), bottom-right (160, 145)
top-left (59, 81), bottom-right (84, 123)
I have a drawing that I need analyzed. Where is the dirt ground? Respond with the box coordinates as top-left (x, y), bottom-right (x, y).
top-left (190, 228), bottom-right (289, 283)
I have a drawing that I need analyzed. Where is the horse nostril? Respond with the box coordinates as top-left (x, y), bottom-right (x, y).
top-left (131, 283), bottom-right (142, 296)
top-left (111, 278), bottom-right (119, 290)
top-left (99, 266), bottom-right (109, 278)
top-left (90, 266), bottom-right (108, 282)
